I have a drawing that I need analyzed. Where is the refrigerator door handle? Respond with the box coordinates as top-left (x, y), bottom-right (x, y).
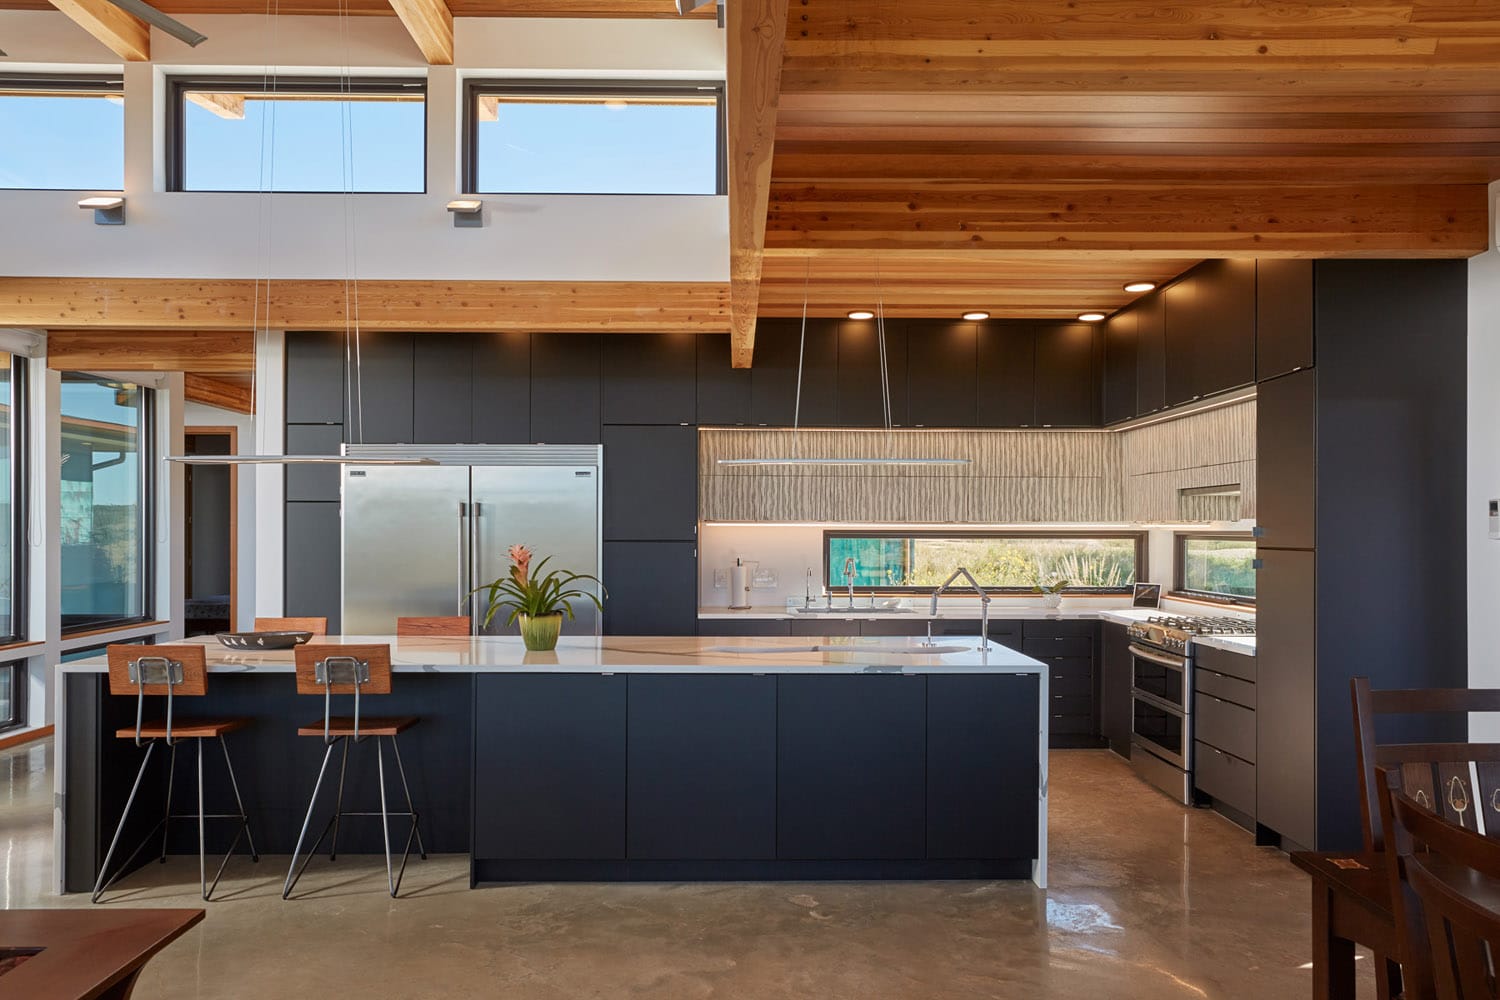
top-left (458, 502), bottom-right (469, 615)
top-left (470, 502), bottom-right (484, 631)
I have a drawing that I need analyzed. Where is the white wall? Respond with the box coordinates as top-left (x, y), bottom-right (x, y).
top-left (0, 13), bottom-right (728, 283)
top-left (1470, 181), bottom-right (1500, 736)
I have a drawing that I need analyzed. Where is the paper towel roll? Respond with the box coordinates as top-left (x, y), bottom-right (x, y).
top-left (729, 565), bottom-right (752, 609)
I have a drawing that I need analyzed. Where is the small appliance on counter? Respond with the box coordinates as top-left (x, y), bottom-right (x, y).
top-left (728, 558), bottom-right (759, 610)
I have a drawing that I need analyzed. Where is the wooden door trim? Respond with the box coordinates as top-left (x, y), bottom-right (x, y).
top-left (184, 425), bottom-right (238, 631)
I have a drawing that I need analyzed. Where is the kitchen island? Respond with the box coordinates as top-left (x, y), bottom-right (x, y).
top-left (55, 636), bottom-right (1048, 892)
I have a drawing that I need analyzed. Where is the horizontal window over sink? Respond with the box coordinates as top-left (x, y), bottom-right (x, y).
top-left (823, 531), bottom-right (1146, 594)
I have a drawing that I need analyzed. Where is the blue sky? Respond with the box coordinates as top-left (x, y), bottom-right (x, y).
top-left (0, 91), bottom-right (718, 194)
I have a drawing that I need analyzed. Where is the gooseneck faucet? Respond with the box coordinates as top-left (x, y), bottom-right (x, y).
top-left (844, 557), bottom-right (858, 608)
top-left (930, 567), bottom-right (991, 650)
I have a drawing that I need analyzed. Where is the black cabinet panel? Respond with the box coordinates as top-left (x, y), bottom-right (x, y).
top-left (1101, 622), bottom-right (1132, 758)
top-left (284, 424), bottom-right (343, 502)
top-left (837, 320), bottom-right (908, 426)
top-left (344, 331), bottom-right (414, 444)
top-left (697, 618), bottom-right (792, 637)
top-left (906, 320), bottom-right (979, 427)
top-left (1135, 293), bottom-right (1166, 416)
top-left (1103, 308), bottom-right (1138, 425)
top-left (626, 675), bottom-right (776, 860)
top-left (473, 674), bottom-right (626, 859)
top-left (1256, 259), bottom-right (1315, 380)
top-left (472, 332), bottom-right (531, 444)
top-left (285, 331), bottom-right (345, 424)
top-left (977, 323), bottom-right (1035, 427)
top-left (777, 675), bottom-right (926, 859)
top-left (1256, 368), bottom-right (1316, 550)
top-left (696, 334), bottom-right (753, 426)
top-left (1034, 322), bottom-right (1098, 426)
top-left (284, 502), bottom-right (342, 634)
top-left (602, 425), bottom-right (696, 541)
top-left (927, 673), bottom-right (1039, 859)
top-left (1195, 741), bottom-right (1256, 818)
top-left (602, 541), bottom-right (697, 636)
top-left (413, 334), bottom-right (474, 444)
top-left (531, 334), bottom-right (601, 443)
top-left (1255, 548), bottom-right (1316, 849)
top-left (1164, 260), bottom-right (1255, 405)
top-left (789, 618), bottom-right (862, 637)
top-left (750, 319), bottom-right (838, 426)
top-left (1195, 692), bottom-right (1255, 762)
top-left (602, 333), bottom-right (698, 425)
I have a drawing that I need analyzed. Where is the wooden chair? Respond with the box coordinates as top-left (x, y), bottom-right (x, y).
top-left (396, 616), bottom-right (471, 637)
top-left (1379, 765), bottom-right (1500, 999)
top-left (254, 616), bottom-right (328, 636)
top-left (283, 644), bottom-right (426, 899)
top-left (94, 645), bottom-right (258, 903)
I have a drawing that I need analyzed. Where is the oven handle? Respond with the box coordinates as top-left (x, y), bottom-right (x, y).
top-left (1132, 688), bottom-right (1186, 716)
top-left (1129, 643), bottom-right (1187, 670)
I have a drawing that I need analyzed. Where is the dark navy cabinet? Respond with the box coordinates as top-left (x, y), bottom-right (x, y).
top-left (906, 320), bottom-right (979, 427)
top-left (1256, 259), bottom-right (1315, 380)
top-left (344, 331), bottom-right (414, 443)
top-left (1103, 308), bottom-right (1138, 425)
top-left (603, 541), bottom-right (698, 636)
top-left (750, 319), bottom-right (839, 426)
top-left (531, 334), bottom-right (602, 443)
top-left (977, 322), bottom-right (1036, 427)
top-left (285, 330), bottom-right (345, 424)
top-left (695, 334), bottom-right (753, 425)
top-left (601, 425), bottom-right (697, 542)
top-left (602, 333), bottom-right (698, 425)
top-left (1034, 322), bottom-right (1099, 427)
top-left (837, 320), bottom-right (908, 427)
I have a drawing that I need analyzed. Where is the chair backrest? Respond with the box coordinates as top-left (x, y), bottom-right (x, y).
top-left (106, 645), bottom-right (207, 697)
top-left (1380, 765), bottom-right (1500, 999)
top-left (396, 616), bottom-right (470, 637)
top-left (255, 616), bottom-right (328, 636)
top-left (1351, 677), bottom-right (1500, 851)
top-left (293, 644), bottom-right (392, 696)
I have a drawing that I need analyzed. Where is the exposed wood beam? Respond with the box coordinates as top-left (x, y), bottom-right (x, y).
top-left (46, 330), bottom-right (254, 373)
top-left (184, 373), bottom-right (253, 414)
top-left (0, 279), bottom-right (730, 332)
top-left (185, 92), bottom-right (246, 120)
top-left (47, 0), bottom-right (150, 61)
top-left (724, 0), bottom-right (789, 369)
top-left (388, 0), bottom-right (454, 65)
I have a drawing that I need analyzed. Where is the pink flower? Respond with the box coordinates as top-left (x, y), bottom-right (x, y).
top-left (509, 544), bottom-right (533, 585)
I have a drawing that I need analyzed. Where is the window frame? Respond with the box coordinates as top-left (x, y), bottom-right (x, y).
top-left (0, 74), bottom-right (125, 193)
top-left (165, 75), bottom-right (429, 194)
top-left (1172, 531), bottom-right (1257, 607)
top-left (461, 78), bottom-right (727, 196)
top-left (820, 529), bottom-right (1149, 595)
top-left (59, 376), bottom-right (156, 636)
top-left (0, 660), bottom-right (25, 734)
top-left (0, 358), bottom-right (29, 646)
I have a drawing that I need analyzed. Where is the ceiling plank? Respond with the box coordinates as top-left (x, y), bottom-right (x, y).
top-left (46, 330), bottom-right (255, 372)
top-left (3, 0), bottom-right (707, 14)
top-left (724, 0), bottom-right (789, 369)
top-left (0, 279), bottom-right (730, 332)
top-left (47, 0), bottom-right (150, 60)
top-left (185, 92), bottom-right (246, 120)
top-left (388, 0), bottom-right (454, 64)
top-left (184, 373), bottom-right (253, 414)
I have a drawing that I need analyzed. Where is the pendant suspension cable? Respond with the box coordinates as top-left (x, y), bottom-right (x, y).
top-left (875, 258), bottom-right (892, 430)
top-left (252, 0), bottom-right (283, 431)
top-left (792, 257), bottom-right (810, 454)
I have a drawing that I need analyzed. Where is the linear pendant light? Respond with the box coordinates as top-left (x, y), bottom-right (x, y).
top-left (718, 260), bottom-right (972, 469)
top-left (164, 455), bottom-right (436, 466)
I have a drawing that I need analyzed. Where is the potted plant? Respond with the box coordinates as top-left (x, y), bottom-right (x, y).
top-left (471, 545), bottom-right (606, 651)
top-left (1031, 576), bottom-right (1070, 610)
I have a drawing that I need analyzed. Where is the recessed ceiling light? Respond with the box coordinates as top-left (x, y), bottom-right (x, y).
top-left (1077, 312), bottom-right (1107, 322)
top-left (847, 310), bottom-right (875, 320)
top-left (1123, 281), bottom-right (1157, 293)
top-left (962, 311), bottom-right (990, 321)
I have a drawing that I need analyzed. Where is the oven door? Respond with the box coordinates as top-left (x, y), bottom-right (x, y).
top-left (1130, 643), bottom-right (1187, 709)
top-left (1130, 643), bottom-right (1190, 770)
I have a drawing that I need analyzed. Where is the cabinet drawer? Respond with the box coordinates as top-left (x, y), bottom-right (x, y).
top-left (1049, 672), bottom-right (1093, 698)
top-left (1037, 655), bottom-right (1093, 678)
top-left (1194, 740), bottom-right (1255, 817)
top-left (1023, 636), bottom-right (1093, 658)
top-left (1195, 693), bottom-right (1255, 763)
top-left (1195, 667), bottom-right (1255, 710)
top-left (1024, 620), bottom-right (1097, 639)
top-left (1196, 644), bottom-right (1255, 683)
top-left (1049, 693), bottom-right (1093, 716)
top-left (1049, 713), bottom-right (1093, 735)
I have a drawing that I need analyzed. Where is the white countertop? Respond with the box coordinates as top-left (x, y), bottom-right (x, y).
top-left (58, 634), bottom-right (1047, 675)
top-left (703, 603), bottom-right (1116, 622)
top-left (1192, 634), bottom-right (1257, 656)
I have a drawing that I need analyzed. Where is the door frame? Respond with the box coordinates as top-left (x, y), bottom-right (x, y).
top-left (184, 425), bottom-right (238, 630)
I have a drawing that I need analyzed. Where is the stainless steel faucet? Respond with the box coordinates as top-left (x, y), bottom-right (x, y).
top-left (805, 567), bottom-right (815, 608)
top-left (930, 566), bottom-right (992, 650)
top-left (843, 556), bottom-right (858, 608)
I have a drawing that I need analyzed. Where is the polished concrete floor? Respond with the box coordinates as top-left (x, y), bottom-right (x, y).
top-left (1, 738), bottom-right (1373, 998)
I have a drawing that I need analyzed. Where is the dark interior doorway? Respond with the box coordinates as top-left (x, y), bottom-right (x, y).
top-left (183, 428), bottom-right (236, 637)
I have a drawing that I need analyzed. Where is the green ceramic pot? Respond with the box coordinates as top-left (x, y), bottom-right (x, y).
top-left (518, 612), bottom-right (564, 651)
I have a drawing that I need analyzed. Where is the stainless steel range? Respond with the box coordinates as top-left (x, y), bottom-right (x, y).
top-left (1126, 614), bottom-right (1256, 804)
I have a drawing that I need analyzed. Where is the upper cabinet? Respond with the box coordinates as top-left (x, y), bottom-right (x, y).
top-left (837, 320), bottom-right (909, 427)
top-left (531, 334), bottom-right (602, 444)
top-left (1256, 259), bottom-right (1315, 380)
top-left (1134, 292), bottom-right (1167, 417)
top-left (696, 334), bottom-right (753, 426)
top-left (977, 322), bottom-right (1037, 427)
top-left (1102, 308), bottom-right (1138, 425)
top-left (1163, 260), bottom-right (1256, 406)
top-left (750, 319), bottom-right (840, 427)
top-left (1034, 322), bottom-right (1100, 427)
top-left (601, 333), bottom-right (698, 426)
top-left (906, 320), bottom-right (979, 428)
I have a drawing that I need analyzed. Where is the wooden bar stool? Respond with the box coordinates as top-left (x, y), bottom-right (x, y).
top-left (283, 644), bottom-right (427, 899)
top-left (396, 616), bottom-right (470, 637)
top-left (254, 616), bottom-right (328, 636)
top-left (93, 645), bottom-right (259, 903)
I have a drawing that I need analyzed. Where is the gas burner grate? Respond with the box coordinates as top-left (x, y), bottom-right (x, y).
top-left (1144, 614), bottom-right (1256, 636)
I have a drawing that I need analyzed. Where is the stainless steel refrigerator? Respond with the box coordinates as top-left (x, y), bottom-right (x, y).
top-left (341, 445), bottom-right (603, 636)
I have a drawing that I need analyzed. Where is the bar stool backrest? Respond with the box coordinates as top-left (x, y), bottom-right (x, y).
top-left (106, 645), bottom-right (208, 747)
top-left (294, 644), bottom-right (392, 744)
top-left (396, 616), bottom-right (471, 637)
top-left (256, 616), bottom-right (328, 636)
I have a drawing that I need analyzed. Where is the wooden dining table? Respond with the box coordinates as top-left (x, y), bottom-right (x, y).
top-left (0, 908), bottom-right (203, 999)
top-left (1290, 851), bottom-right (1400, 1000)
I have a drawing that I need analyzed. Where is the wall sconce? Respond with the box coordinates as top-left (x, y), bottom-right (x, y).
top-left (78, 196), bottom-right (125, 225)
top-left (446, 199), bottom-right (482, 229)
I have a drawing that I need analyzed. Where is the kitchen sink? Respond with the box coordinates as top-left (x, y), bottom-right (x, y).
top-left (709, 643), bottom-right (971, 656)
top-left (791, 606), bottom-right (914, 614)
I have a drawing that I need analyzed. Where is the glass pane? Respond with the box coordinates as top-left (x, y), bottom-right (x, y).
top-left (827, 535), bottom-right (1137, 590)
top-left (0, 89), bottom-right (123, 190)
top-left (181, 87), bottom-right (425, 192)
top-left (1181, 537), bottom-right (1256, 599)
top-left (474, 93), bottom-right (719, 194)
top-left (0, 356), bottom-right (12, 640)
top-left (60, 376), bottom-right (147, 629)
top-left (0, 663), bottom-right (11, 729)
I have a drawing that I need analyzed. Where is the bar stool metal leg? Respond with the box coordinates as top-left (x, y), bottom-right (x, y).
top-left (197, 737), bottom-right (208, 900)
top-left (159, 742), bottom-right (177, 864)
top-left (218, 734), bottom-right (259, 863)
top-left (328, 736), bottom-right (350, 861)
top-left (91, 741), bottom-right (157, 904)
top-left (283, 740), bottom-right (338, 900)
top-left (376, 737), bottom-right (396, 897)
top-left (390, 734), bottom-right (428, 861)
